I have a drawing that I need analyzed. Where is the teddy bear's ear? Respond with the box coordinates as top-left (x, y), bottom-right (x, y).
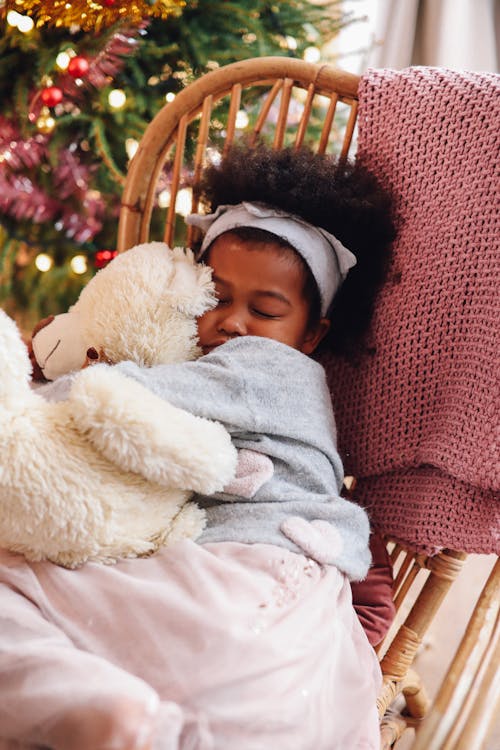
top-left (167, 247), bottom-right (216, 317)
top-left (31, 311), bottom-right (87, 381)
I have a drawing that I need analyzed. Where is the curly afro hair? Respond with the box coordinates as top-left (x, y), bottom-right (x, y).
top-left (198, 143), bottom-right (396, 359)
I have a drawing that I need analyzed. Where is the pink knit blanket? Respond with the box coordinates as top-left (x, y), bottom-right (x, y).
top-left (323, 67), bottom-right (499, 554)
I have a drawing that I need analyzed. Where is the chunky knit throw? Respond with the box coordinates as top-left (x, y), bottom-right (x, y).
top-left (323, 67), bottom-right (499, 554)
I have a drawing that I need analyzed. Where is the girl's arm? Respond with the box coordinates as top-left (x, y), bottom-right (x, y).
top-left (0, 581), bottom-right (159, 750)
top-left (351, 533), bottom-right (396, 646)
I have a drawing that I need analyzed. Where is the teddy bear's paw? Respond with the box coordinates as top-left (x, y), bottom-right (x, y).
top-left (161, 502), bottom-right (206, 546)
top-left (8, 543), bottom-right (92, 569)
top-left (70, 366), bottom-right (237, 494)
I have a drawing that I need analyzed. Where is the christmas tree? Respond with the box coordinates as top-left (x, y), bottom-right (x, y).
top-left (0, 0), bottom-right (349, 329)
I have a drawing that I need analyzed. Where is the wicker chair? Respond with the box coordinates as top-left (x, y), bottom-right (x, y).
top-left (117, 56), bottom-right (499, 749)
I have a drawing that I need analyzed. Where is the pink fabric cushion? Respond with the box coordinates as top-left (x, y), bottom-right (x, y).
top-left (324, 67), bottom-right (500, 554)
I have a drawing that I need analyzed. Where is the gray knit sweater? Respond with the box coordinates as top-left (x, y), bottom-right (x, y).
top-left (38, 337), bottom-right (371, 580)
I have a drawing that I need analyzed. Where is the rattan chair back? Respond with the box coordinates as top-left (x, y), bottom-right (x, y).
top-left (118, 57), bottom-right (359, 252)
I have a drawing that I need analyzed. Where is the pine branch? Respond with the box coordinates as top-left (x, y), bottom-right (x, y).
top-left (0, 0), bottom-right (356, 321)
top-left (91, 119), bottom-right (126, 186)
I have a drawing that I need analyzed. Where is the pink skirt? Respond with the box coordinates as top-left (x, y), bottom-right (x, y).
top-left (0, 541), bottom-right (381, 750)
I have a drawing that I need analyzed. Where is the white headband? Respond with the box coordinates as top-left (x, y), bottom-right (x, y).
top-left (186, 202), bottom-right (356, 315)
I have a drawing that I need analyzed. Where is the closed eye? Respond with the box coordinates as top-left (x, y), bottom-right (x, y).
top-left (252, 308), bottom-right (281, 319)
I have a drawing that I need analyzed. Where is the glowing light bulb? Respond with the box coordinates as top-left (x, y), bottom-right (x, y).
top-left (35, 253), bottom-right (53, 272)
top-left (6, 11), bottom-right (22, 26)
top-left (108, 89), bottom-right (126, 109)
top-left (17, 15), bottom-right (34, 33)
top-left (235, 110), bottom-right (249, 130)
top-left (206, 148), bottom-right (222, 166)
top-left (157, 189), bottom-right (171, 208)
top-left (303, 46), bottom-right (321, 63)
top-left (286, 36), bottom-right (297, 50)
top-left (125, 138), bottom-right (139, 159)
top-left (165, 92), bottom-right (176, 103)
top-left (56, 51), bottom-right (71, 70)
top-left (70, 255), bottom-right (87, 274)
top-left (175, 188), bottom-right (192, 217)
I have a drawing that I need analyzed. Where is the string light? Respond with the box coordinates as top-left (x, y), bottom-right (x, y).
top-left (125, 138), bottom-right (139, 160)
top-left (7, 11), bottom-right (34, 32)
top-left (165, 92), bottom-right (176, 103)
top-left (158, 189), bottom-right (171, 208)
top-left (206, 148), bottom-right (222, 166)
top-left (175, 188), bottom-right (192, 217)
top-left (35, 253), bottom-right (53, 272)
top-left (70, 255), bottom-right (88, 274)
top-left (56, 51), bottom-right (72, 70)
top-left (108, 89), bottom-right (126, 109)
top-left (17, 14), bottom-right (35, 32)
top-left (235, 110), bottom-right (249, 130)
top-left (6, 11), bottom-right (22, 26)
top-left (303, 46), bottom-right (321, 63)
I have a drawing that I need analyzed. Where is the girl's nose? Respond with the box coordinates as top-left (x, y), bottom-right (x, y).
top-left (217, 309), bottom-right (246, 336)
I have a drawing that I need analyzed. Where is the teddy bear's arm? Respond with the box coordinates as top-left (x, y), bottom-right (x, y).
top-left (69, 366), bottom-right (237, 496)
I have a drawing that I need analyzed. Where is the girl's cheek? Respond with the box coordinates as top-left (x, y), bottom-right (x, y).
top-left (196, 310), bottom-right (214, 342)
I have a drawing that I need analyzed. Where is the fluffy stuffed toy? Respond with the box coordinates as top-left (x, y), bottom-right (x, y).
top-left (31, 242), bottom-right (215, 380)
top-left (0, 243), bottom-right (238, 568)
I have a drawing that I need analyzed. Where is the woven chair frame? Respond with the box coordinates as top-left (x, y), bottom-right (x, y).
top-left (117, 56), bottom-right (499, 749)
top-left (118, 57), bottom-right (359, 253)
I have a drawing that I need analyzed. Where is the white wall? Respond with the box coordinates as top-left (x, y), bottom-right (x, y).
top-left (328, 0), bottom-right (499, 73)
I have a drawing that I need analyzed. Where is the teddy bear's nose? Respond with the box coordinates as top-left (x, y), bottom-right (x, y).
top-left (86, 347), bottom-right (99, 360)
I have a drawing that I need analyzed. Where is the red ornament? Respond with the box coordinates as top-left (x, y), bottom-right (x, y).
top-left (94, 249), bottom-right (118, 269)
top-left (67, 56), bottom-right (90, 78)
top-left (102, 0), bottom-right (117, 6)
top-left (41, 86), bottom-right (63, 107)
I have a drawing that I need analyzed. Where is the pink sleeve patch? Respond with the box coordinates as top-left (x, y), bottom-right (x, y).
top-left (222, 449), bottom-right (274, 499)
top-left (280, 516), bottom-right (344, 564)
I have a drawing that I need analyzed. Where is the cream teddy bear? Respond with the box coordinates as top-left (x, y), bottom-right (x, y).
top-left (0, 243), bottom-right (238, 568)
top-left (31, 242), bottom-right (215, 380)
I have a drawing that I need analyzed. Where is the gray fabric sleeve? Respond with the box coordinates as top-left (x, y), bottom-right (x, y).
top-left (114, 357), bottom-right (252, 432)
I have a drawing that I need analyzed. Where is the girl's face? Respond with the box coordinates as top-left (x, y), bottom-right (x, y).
top-left (197, 233), bottom-right (329, 355)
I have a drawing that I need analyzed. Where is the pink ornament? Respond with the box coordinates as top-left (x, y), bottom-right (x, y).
top-left (67, 56), bottom-right (90, 78)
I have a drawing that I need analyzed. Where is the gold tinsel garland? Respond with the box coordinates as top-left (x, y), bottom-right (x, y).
top-left (2, 0), bottom-right (186, 31)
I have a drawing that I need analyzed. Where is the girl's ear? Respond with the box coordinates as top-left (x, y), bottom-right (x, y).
top-left (301, 317), bottom-right (330, 355)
